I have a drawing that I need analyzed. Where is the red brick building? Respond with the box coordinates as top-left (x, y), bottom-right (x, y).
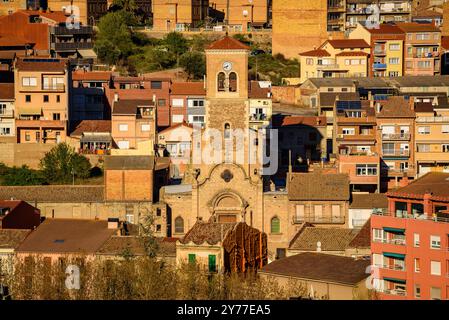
top-left (371, 172), bottom-right (449, 300)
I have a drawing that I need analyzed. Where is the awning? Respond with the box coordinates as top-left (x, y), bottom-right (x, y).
top-left (383, 277), bottom-right (406, 284)
top-left (80, 134), bottom-right (111, 143)
top-left (383, 227), bottom-right (405, 234)
top-left (383, 252), bottom-right (405, 260)
top-left (19, 107), bottom-right (41, 115)
top-left (77, 49), bottom-right (97, 59)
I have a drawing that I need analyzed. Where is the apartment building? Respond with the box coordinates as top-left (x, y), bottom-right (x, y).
top-left (371, 172), bottom-right (449, 300)
top-left (0, 10), bottom-right (95, 67)
top-left (349, 23), bottom-right (405, 77)
top-left (376, 96), bottom-right (416, 189)
top-left (0, 83), bottom-right (15, 138)
top-left (14, 57), bottom-right (70, 144)
top-left (111, 98), bottom-right (156, 151)
top-left (397, 22), bottom-right (441, 76)
top-left (46, 0), bottom-right (110, 25)
top-left (169, 81), bottom-right (206, 127)
top-left (152, 0), bottom-right (209, 31)
top-left (248, 80), bottom-right (272, 129)
top-left (299, 39), bottom-right (370, 83)
top-left (334, 101), bottom-right (381, 192)
top-left (209, 0), bottom-right (269, 30)
top-left (414, 102), bottom-right (449, 176)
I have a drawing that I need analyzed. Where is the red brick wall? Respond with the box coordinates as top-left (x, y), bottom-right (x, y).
top-left (271, 86), bottom-right (298, 104)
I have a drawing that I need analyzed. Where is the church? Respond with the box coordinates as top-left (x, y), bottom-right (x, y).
top-left (160, 36), bottom-right (351, 260)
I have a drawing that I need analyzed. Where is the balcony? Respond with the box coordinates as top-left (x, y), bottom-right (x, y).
top-left (53, 42), bottom-right (93, 51)
top-left (376, 263), bottom-right (406, 272)
top-left (15, 119), bottom-right (66, 129)
top-left (382, 149), bottom-right (409, 157)
top-left (372, 211), bottom-right (449, 223)
top-left (42, 84), bottom-right (65, 92)
top-left (0, 110), bottom-right (14, 117)
top-left (416, 116), bottom-right (449, 123)
top-left (382, 133), bottom-right (410, 140)
top-left (374, 50), bottom-right (386, 56)
top-left (374, 63), bottom-right (387, 70)
top-left (317, 63), bottom-right (340, 70)
top-left (373, 238), bottom-right (406, 246)
top-left (381, 289), bottom-right (407, 297)
top-left (51, 26), bottom-right (93, 35)
top-left (249, 113), bottom-right (268, 122)
top-left (292, 216), bottom-right (345, 224)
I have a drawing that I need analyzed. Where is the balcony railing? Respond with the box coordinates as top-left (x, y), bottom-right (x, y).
top-left (293, 216), bottom-right (345, 224)
top-left (382, 133), bottom-right (410, 140)
top-left (0, 110), bottom-right (14, 117)
top-left (54, 42), bottom-right (93, 51)
top-left (249, 114), bottom-right (268, 121)
top-left (373, 238), bottom-right (406, 246)
top-left (372, 211), bottom-right (449, 223)
top-left (381, 289), bottom-right (407, 296)
top-left (374, 63), bottom-right (387, 69)
top-left (51, 26), bottom-right (93, 35)
top-left (317, 63), bottom-right (340, 70)
top-left (382, 149), bottom-right (409, 157)
top-left (42, 84), bottom-right (65, 91)
top-left (375, 264), bottom-right (406, 272)
top-left (416, 116), bottom-right (449, 123)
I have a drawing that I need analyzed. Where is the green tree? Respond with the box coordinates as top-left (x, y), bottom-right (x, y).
top-left (179, 51), bottom-right (206, 80)
top-left (111, 0), bottom-right (137, 12)
top-left (2, 165), bottom-right (44, 186)
top-left (39, 143), bottom-right (91, 184)
top-left (163, 32), bottom-right (188, 66)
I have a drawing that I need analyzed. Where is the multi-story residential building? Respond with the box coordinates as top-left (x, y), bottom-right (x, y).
top-left (70, 70), bottom-right (112, 127)
top-left (0, 10), bottom-right (95, 68)
top-left (299, 39), bottom-right (370, 83)
top-left (46, 0), bottom-right (110, 25)
top-left (152, 0), bottom-right (210, 31)
top-left (111, 98), bottom-right (156, 152)
top-left (334, 101), bottom-right (381, 192)
top-left (414, 102), bottom-right (449, 176)
top-left (376, 96), bottom-right (416, 189)
top-left (0, 83), bottom-right (15, 138)
top-left (14, 57), bottom-right (70, 144)
top-left (209, 0), bottom-right (269, 30)
top-left (349, 23), bottom-right (405, 77)
top-left (0, 0), bottom-right (26, 16)
top-left (248, 80), bottom-right (272, 130)
top-left (169, 81), bottom-right (206, 127)
top-left (371, 172), bottom-right (449, 300)
top-left (397, 22), bottom-right (441, 76)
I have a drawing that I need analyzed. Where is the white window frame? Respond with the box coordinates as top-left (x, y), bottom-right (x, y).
top-left (119, 124), bottom-right (128, 132)
top-left (414, 233), bottom-right (420, 247)
top-left (141, 124), bottom-right (151, 132)
top-left (430, 235), bottom-right (441, 249)
top-left (430, 260), bottom-right (441, 276)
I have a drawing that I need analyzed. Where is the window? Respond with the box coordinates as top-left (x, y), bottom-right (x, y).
top-left (150, 81), bottom-right (162, 89)
top-left (56, 95), bottom-right (60, 103)
top-left (156, 208), bottom-right (162, 217)
top-left (25, 133), bottom-right (31, 141)
top-left (217, 72), bottom-right (226, 92)
top-left (414, 258), bottom-right (420, 272)
top-left (417, 144), bottom-right (430, 152)
top-left (43, 95), bottom-right (49, 103)
top-left (119, 124), bottom-right (128, 132)
top-left (331, 205), bottom-right (341, 220)
top-left (224, 123), bottom-right (231, 139)
top-left (125, 214), bottom-right (134, 224)
top-left (190, 99), bottom-right (204, 107)
top-left (276, 248), bottom-right (286, 260)
top-left (191, 115), bottom-right (204, 123)
top-left (418, 126), bottom-right (430, 134)
top-left (373, 229), bottom-right (386, 242)
top-left (158, 99), bottom-right (166, 107)
top-left (141, 124), bottom-right (150, 132)
top-left (188, 254), bottom-right (196, 264)
top-left (389, 71), bottom-right (399, 77)
top-left (208, 255), bottom-right (216, 272)
top-left (442, 144), bottom-right (449, 153)
top-left (156, 224), bottom-right (161, 232)
top-left (175, 216), bottom-right (184, 234)
top-left (414, 284), bottom-right (421, 298)
top-left (389, 58), bottom-right (400, 65)
top-left (314, 205), bottom-right (323, 220)
top-left (52, 113), bottom-right (60, 121)
top-left (342, 128), bottom-right (355, 135)
top-left (389, 43), bottom-right (400, 51)
top-left (416, 33), bottom-right (430, 40)
top-left (25, 95), bottom-right (31, 103)
top-left (229, 72), bottom-right (237, 92)
top-left (418, 61), bottom-right (431, 69)
top-left (431, 235), bottom-right (441, 249)
top-left (0, 103), bottom-right (6, 115)
top-left (172, 99), bottom-right (184, 107)
top-left (430, 287), bottom-right (441, 300)
top-left (441, 125), bottom-right (449, 133)
top-left (117, 140), bottom-right (129, 149)
top-left (430, 260), bottom-right (441, 276)
top-left (414, 233), bottom-right (420, 247)
top-left (356, 164), bottom-right (378, 176)
top-left (295, 205), bottom-right (304, 222)
top-left (382, 143), bottom-right (394, 155)
top-left (172, 115), bottom-right (184, 123)
top-left (22, 77), bottom-right (37, 86)
top-left (271, 217), bottom-right (280, 234)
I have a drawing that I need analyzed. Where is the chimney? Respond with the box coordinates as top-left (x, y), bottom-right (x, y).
top-left (114, 93), bottom-right (119, 102)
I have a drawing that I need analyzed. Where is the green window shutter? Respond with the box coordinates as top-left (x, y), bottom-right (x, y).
top-left (188, 254), bottom-right (196, 264)
top-left (271, 217), bottom-right (280, 234)
top-left (208, 255), bottom-right (216, 272)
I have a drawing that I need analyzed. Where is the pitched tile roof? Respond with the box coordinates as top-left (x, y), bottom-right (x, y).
top-left (287, 173), bottom-right (350, 201)
top-left (0, 35), bottom-right (33, 47)
top-left (0, 83), bottom-right (14, 100)
top-left (15, 57), bottom-right (68, 72)
top-left (377, 96), bottom-right (415, 118)
top-left (0, 186), bottom-right (104, 202)
top-left (0, 229), bottom-right (30, 249)
top-left (97, 236), bottom-right (177, 257)
top-left (72, 70), bottom-right (112, 82)
top-left (170, 81), bottom-right (206, 96)
top-left (365, 24), bottom-right (404, 35)
top-left (387, 172), bottom-right (449, 200)
top-left (113, 99), bottom-right (153, 115)
top-left (299, 49), bottom-right (330, 57)
top-left (289, 227), bottom-right (357, 251)
top-left (248, 81), bottom-right (271, 99)
top-left (335, 51), bottom-right (369, 57)
top-left (207, 36), bottom-right (250, 50)
top-left (260, 252), bottom-right (370, 285)
top-left (104, 156), bottom-right (155, 170)
top-left (19, 10), bottom-right (70, 24)
top-left (350, 193), bottom-right (388, 209)
top-left (17, 219), bottom-right (116, 254)
top-left (414, 102), bottom-right (434, 113)
top-left (442, 36), bottom-right (449, 50)
top-left (272, 115), bottom-right (326, 127)
top-left (397, 22), bottom-right (440, 33)
top-left (70, 120), bottom-right (111, 137)
top-left (326, 39), bottom-right (370, 49)
top-left (347, 219), bottom-right (371, 249)
top-left (319, 92), bottom-right (360, 107)
top-left (178, 221), bottom-right (237, 245)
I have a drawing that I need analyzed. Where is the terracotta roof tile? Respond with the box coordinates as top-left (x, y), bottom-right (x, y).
top-left (15, 57), bottom-right (68, 72)
top-left (347, 219), bottom-right (371, 249)
top-left (248, 81), bottom-right (271, 99)
top-left (350, 193), bottom-right (388, 209)
top-left (387, 172), bottom-right (449, 199)
top-left (335, 51), bottom-right (369, 57)
top-left (70, 120), bottom-right (111, 136)
top-left (287, 173), bottom-right (350, 201)
top-left (397, 22), bottom-right (440, 33)
top-left (260, 252), bottom-right (370, 285)
top-left (19, 10), bottom-right (71, 24)
top-left (326, 39), bottom-right (370, 49)
top-left (364, 24), bottom-right (405, 35)
top-left (179, 221), bottom-right (237, 245)
top-left (0, 229), bottom-right (31, 249)
top-left (0, 83), bottom-right (14, 100)
top-left (170, 81), bottom-right (206, 96)
top-left (289, 227), bottom-right (357, 251)
top-left (442, 36), bottom-right (449, 50)
top-left (0, 186), bottom-right (104, 202)
top-left (72, 70), bottom-right (112, 82)
top-left (113, 99), bottom-right (153, 115)
top-left (97, 236), bottom-right (177, 257)
top-left (377, 96), bottom-right (415, 118)
top-left (299, 49), bottom-right (330, 57)
top-left (272, 115), bottom-right (326, 127)
top-left (207, 36), bottom-right (250, 50)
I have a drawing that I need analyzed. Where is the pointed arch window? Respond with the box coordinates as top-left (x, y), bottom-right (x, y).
top-left (217, 72), bottom-right (226, 92)
top-left (229, 72), bottom-right (237, 92)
